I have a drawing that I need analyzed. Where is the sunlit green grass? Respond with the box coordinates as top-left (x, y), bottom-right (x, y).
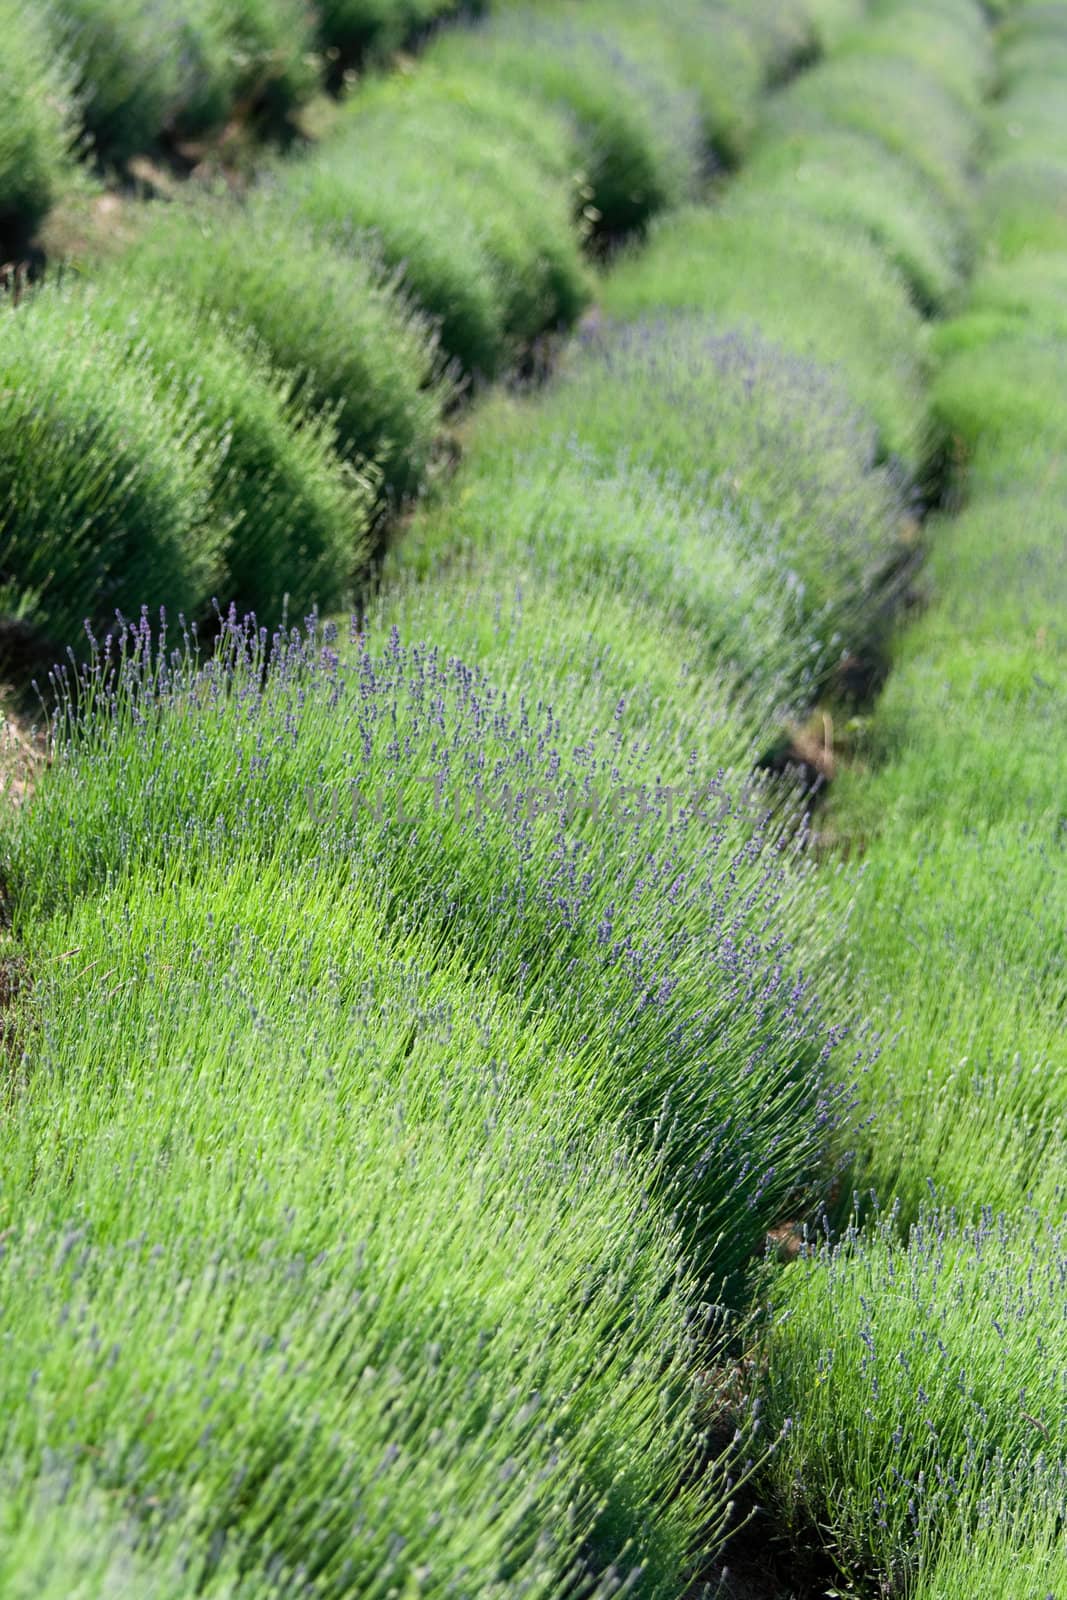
top-left (809, 817), bottom-right (1067, 1217)
top-left (981, 155), bottom-right (1067, 260)
top-left (544, 0), bottom-right (765, 166)
top-left (809, 316), bottom-right (1067, 1221)
top-left (392, 445), bottom-right (809, 707)
top-left (988, 77), bottom-right (1067, 169)
top-left (912, 1506), bottom-right (1067, 1600)
top-left (372, 555), bottom-right (779, 767)
top-left (933, 334), bottom-right (1067, 472)
top-left (960, 252), bottom-right (1067, 340)
top-left (9, 612), bottom-right (846, 1286)
top-left (347, 58), bottom-right (580, 187)
top-left (712, 0), bottom-right (818, 81)
top-left (742, 17), bottom-right (1067, 1597)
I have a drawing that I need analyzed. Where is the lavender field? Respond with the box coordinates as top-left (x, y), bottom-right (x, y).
top-left (0, 1), bottom-right (1063, 1595)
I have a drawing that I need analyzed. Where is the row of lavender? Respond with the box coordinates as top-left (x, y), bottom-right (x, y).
top-left (752, 5), bottom-right (1067, 1595)
top-left (0, 0), bottom-right (828, 665)
top-left (0, 5), bottom-right (859, 1596)
top-left (0, 0), bottom-right (1006, 1594)
top-left (2, 0), bottom-right (845, 246)
top-left (1, 0), bottom-right (490, 242)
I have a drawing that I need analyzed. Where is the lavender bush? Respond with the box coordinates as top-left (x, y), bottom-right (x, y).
top-left (8, 610), bottom-right (854, 1288)
top-left (435, 316), bottom-right (914, 688)
top-left (757, 1204), bottom-right (1067, 1595)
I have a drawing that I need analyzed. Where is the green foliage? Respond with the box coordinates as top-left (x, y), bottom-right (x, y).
top-left (8, 611), bottom-right (844, 1292)
top-left (49, 0), bottom-right (317, 162)
top-left (981, 155), bottom-right (1067, 260)
top-left (961, 252), bottom-right (1067, 338)
top-left (438, 318), bottom-right (912, 685)
top-left (276, 149), bottom-right (505, 379)
top-left (1000, 31), bottom-right (1067, 90)
top-left (913, 1509), bottom-right (1067, 1600)
top-left (373, 554), bottom-right (777, 770)
top-left (0, 1470), bottom-right (257, 1600)
top-left (841, 0), bottom-right (994, 110)
top-left (795, 0), bottom-right (1067, 1245)
top-left (603, 200), bottom-right (930, 474)
top-left (713, 0), bottom-right (819, 82)
top-left (1001, 0), bottom-right (1067, 50)
top-left (758, 1207), bottom-right (1067, 1595)
top-left (989, 77), bottom-right (1067, 168)
top-left (426, 13), bottom-right (702, 236)
top-left (0, 290), bottom-right (225, 647)
top-left (811, 460), bottom-right (1067, 1220)
top-left (764, 53), bottom-right (979, 218)
top-left (559, 0), bottom-right (765, 166)
top-left (81, 276), bottom-right (375, 624)
top-left (316, 0), bottom-right (456, 67)
top-left (799, 0), bottom-right (867, 50)
top-left (933, 335), bottom-right (1067, 471)
top-left (810, 822), bottom-right (1067, 1218)
top-left (0, 863), bottom-right (709, 1596)
top-left (126, 197), bottom-right (448, 501)
top-left (278, 82), bottom-right (591, 376)
top-left (203, 0), bottom-right (319, 130)
top-left (50, 0), bottom-right (227, 163)
top-left (377, 60), bottom-right (578, 186)
top-left (0, 0), bottom-right (77, 240)
top-left (395, 441), bottom-right (807, 714)
top-left (3, 0), bottom-right (1055, 1594)
top-left (743, 129), bottom-right (970, 312)
top-left (0, 546), bottom-right (850, 1586)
